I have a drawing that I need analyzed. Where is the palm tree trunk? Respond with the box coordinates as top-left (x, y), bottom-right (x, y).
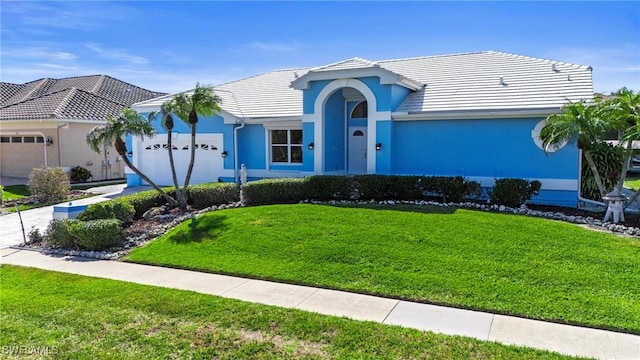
top-left (115, 139), bottom-right (178, 207)
top-left (584, 150), bottom-right (607, 200)
top-left (182, 123), bottom-right (197, 199)
top-left (166, 129), bottom-right (186, 208)
top-left (616, 140), bottom-right (634, 193)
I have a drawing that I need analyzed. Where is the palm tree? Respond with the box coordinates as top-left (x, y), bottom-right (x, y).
top-left (163, 83), bottom-right (221, 209)
top-left (87, 108), bottom-right (178, 207)
top-left (540, 100), bottom-right (609, 200)
top-left (151, 104), bottom-right (185, 207)
top-left (602, 88), bottom-right (640, 205)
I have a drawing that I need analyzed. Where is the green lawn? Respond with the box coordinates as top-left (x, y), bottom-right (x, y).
top-left (1, 180), bottom-right (126, 202)
top-left (127, 204), bottom-right (640, 334)
top-left (1, 182), bottom-right (123, 212)
top-left (0, 266), bottom-right (578, 359)
top-left (625, 176), bottom-right (640, 190)
top-left (1, 185), bottom-right (30, 201)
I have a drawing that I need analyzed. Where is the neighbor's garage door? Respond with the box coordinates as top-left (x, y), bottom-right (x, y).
top-left (136, 133), bottom-right (224, 186)
top-left (0, 135), bottom-right (46, 177)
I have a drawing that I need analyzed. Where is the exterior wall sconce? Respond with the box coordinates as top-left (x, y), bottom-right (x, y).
top-left (46, 136), bottom-right (53, 146)
top-left (221, 150), bottom-right (228, 158)
top-left (375, 143), bottom-right (382, 151)
top-left (308, 142), bottom-right (314, 150)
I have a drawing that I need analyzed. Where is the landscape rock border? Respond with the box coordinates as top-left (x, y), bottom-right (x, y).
top-left (20, 199), bottom-right (639, 261)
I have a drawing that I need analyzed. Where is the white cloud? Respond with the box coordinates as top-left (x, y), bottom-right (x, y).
top-left (244, 41), bottom-right (300, 52)
top-left (1, 47), bottom-right (77, 61)
top-left (544, 45), bottom-right (640, 93)
top-left (85, 43), bottom-right (149, 65)
top-left (1, 1), bottom-right (134, 31)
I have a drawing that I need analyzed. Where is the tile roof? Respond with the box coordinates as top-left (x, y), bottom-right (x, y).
top-left (311, 57), bottom-right (379, 72)
top-left (133, 51), bottom-right (593, 119)
top-left (380, 51), bottom-right (593, 113)
top-left (0, 75), bottom-right (166, 122)
top-left (133, 69), bottom-right (310, 119)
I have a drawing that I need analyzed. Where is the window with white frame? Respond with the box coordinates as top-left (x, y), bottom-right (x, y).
top-left (270, 129), bottom-right (302, 164)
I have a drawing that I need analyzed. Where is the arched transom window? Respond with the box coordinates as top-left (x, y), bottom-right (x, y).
top-left (351, 101), bottom-right (368, 119)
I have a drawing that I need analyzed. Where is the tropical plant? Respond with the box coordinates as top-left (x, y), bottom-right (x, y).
top-left (600, 88), bottom-right (640, 207)
top-left (150, 103), bottom-right (185, 207)
top-left (162, 83), bottom-right (221, 209)
top-left (86, 108), bottom-right (178, 207)
top-left (540, 100), bottom-right (610, 200)
top-left (580, 142), bottom-right (623, 201)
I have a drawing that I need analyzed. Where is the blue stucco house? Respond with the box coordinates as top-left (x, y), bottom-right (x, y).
top-left (129, 51), bottom-right (594, 207)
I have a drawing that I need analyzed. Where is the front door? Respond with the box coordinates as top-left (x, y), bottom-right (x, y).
top-left (348, 127), bottom-right (367, 174)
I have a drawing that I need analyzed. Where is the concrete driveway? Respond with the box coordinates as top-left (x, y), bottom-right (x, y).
top-left (0, 176), bottom-right (28, 186)
top-left (0, 184), bottom-right (150, 249)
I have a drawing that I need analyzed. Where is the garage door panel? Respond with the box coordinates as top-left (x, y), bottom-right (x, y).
top-left (0, 142), bottom-right (47, 177)
top-left (137, 134), bottom-right (224, 186)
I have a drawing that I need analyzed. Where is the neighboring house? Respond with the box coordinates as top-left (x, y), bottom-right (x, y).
top-left (130, 51), bottom-right (593, 207)
top-left (0, 75), bottom-right (165, 180)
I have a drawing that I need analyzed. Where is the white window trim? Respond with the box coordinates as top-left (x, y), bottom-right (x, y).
top-left (265, 127), bottom-right (303, 166)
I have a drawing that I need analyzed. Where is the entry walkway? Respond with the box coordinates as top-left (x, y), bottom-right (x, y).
top-left (1, 248), bottom-right (638, 360)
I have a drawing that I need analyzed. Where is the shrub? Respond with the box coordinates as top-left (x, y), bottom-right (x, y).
top-left (28, 226), bottom-right (43, 244)
top-left (419, 176), bottom-right (482, 203)
top-left (187, 182), bottom-right (240, 209)
top-left (45, 219), bottom-right (77, 248)
top-left (303, 176), bottom-right (353, 201)
top-left (70, 166), bottom-right (92, 183)
top-left (582, 142), bottom-right (623, 201)
top-left (69, 219), bottom-right (123, 251)
top-left (354, 175), bottom-right (422, 201)
top-left (241, 178), bottom-right (306, 206)
top-left (490, 178), bottom-right (542, 207)
top-left (28, 166), bottom-right (70, 202)
top-left (78, 201), bottom-right (135, 225)
top-left (116, 189), bottom-right (172, 219)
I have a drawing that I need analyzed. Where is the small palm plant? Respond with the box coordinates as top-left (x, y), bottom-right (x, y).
top-left (87, 108), bottom-right (178, 207)
top-left (540, 100), bottom-right (609, 200)
top-left (163, 83), bottom-right (221, 209)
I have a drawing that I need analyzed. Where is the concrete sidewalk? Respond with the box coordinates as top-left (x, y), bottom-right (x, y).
top-left (1, 248), bottom-right (638, 360)
top-left (0, 184), bottom-right (150, 249)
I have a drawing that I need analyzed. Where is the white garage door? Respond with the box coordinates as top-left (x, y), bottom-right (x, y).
top-left (136, 133), bottom-right (224, 186)
top-left (0, 136), bottom-right (47, 177)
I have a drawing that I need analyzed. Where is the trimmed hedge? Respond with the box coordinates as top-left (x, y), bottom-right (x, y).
top-left (241, 178), bottom-right (306, 206)
top-left (45, 219), bottom-right (77, 248)
top-left (118, 190), bottom-right (170, 219)
top-left (45, 218), bottom-right (123, 251)
top-left (69, 219), bottom-right (123, 251)
top-left (77, 201), bottom-right (135, 225)
top-left (241, 175), bottom-right (482, 206)
top-left (188, 182), bottom-right (240, 209)
top-left (489, 178), bottom-right (542, 207)
top-left (419, 176), bottom-right (482, 203)
top-left (303, 176), bottom-right (353, 201)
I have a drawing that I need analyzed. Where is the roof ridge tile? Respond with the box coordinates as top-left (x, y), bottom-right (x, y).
top-left (91, 75), bottom-right (106, 93)
top-left (54, 88), bottom-right (78, 116)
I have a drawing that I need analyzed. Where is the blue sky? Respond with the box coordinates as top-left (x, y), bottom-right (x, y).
top-left (1, 1), bottom-right (638, 95)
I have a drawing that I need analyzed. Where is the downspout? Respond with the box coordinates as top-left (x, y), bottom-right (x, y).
top-left (56, 122), bottom-right (68, 167)
top-left (233, 118), bottom-right (246, 183)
